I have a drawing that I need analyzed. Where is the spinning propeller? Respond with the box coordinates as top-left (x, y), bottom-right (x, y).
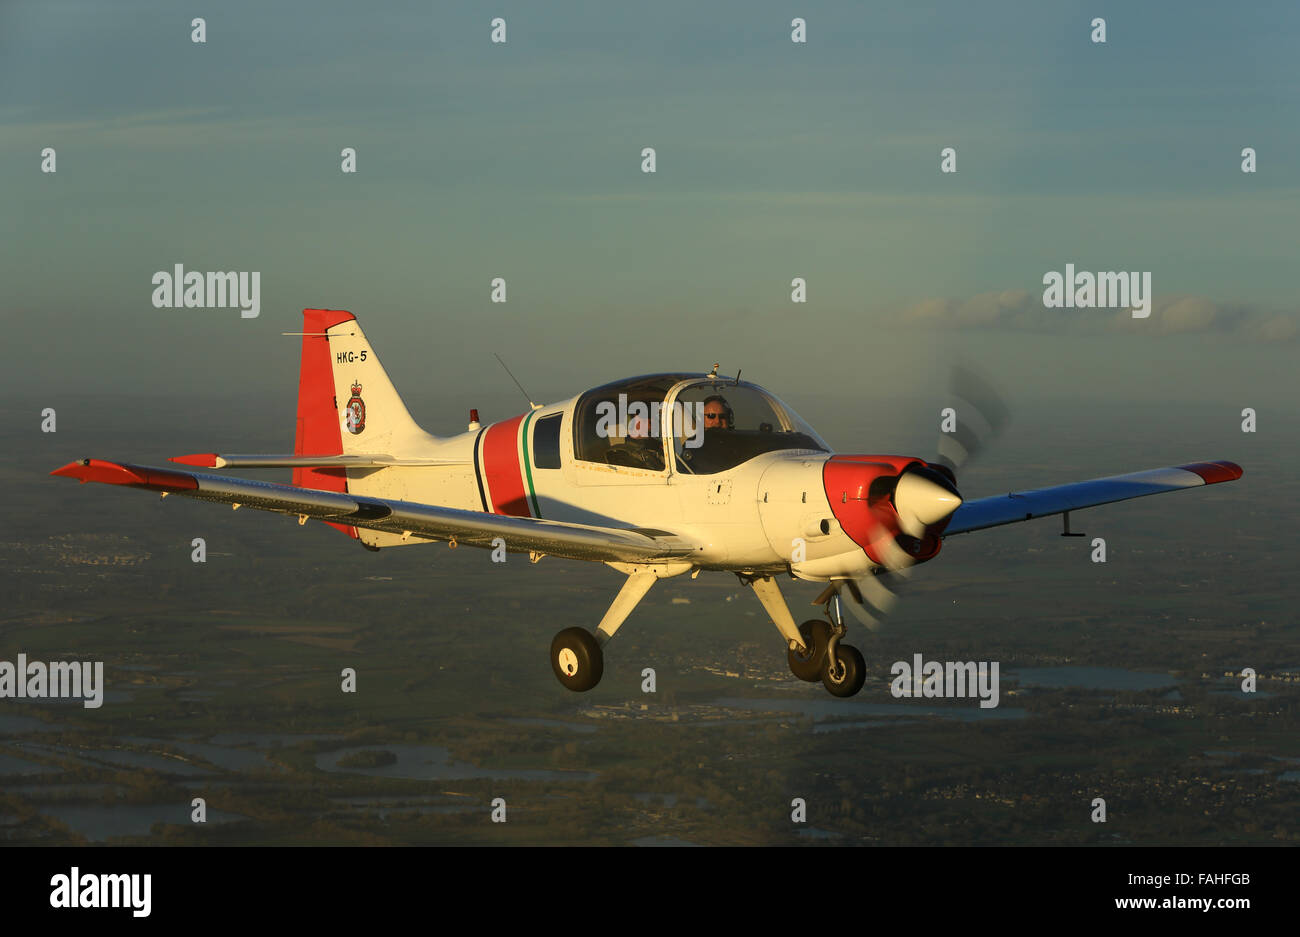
top-left (830, 364), bottom-right (1010, 631)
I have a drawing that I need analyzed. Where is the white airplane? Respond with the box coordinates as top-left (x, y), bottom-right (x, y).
top-left (53, 309), bottom-right (1243, 697)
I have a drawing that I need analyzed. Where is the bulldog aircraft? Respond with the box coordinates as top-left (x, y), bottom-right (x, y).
top-left (52, 309), bottom-right (1243, 697)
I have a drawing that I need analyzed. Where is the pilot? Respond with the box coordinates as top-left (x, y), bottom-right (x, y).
top-left (702, 395), bottom-right (733, 431)
top-left (677, 394), bottom-right (733, 474)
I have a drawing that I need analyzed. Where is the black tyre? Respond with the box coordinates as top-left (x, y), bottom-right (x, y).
top-left (822, 644), bottom-right (866, 698)
top-left (551, 627), bottom-right (604, 692)
top-left (788, 619), bottom-right (831, 682)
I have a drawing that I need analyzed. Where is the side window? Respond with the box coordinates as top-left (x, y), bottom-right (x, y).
top-left (573, 377), bottom-right (678, 472)
top-left (533, 414), bottom-right (562, 469)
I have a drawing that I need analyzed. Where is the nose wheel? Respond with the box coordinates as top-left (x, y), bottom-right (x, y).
top-left (551, 627), bottom-right (604, 692)
top-left (822, 643), bottom-right (866, 697)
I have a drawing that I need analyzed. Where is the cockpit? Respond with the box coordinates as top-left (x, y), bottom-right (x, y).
top-left (571, 374), bottom-right (827, 476)
top-left (669, 379), bottom-right (827, 474)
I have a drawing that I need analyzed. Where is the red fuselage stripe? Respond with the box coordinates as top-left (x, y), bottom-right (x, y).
top-left (482, 415), bottom-right (531, 517)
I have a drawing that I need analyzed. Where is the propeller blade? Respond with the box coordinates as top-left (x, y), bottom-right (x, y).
top-left (833, 568), bottom-right (913, 632)
top-left (821, 365), bottom-right (1008, 634)
top-left (935, 364), bottom-right (1010, 475)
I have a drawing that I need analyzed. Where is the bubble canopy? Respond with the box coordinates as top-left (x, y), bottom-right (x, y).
top-left (572, 374), bottom-right (828, 475)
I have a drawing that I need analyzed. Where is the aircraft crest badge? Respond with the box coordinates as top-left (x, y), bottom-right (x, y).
top-left (345, 381), bottom-right (366, 434)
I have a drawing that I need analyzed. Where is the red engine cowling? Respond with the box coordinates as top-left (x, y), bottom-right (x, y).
top-left (822, 455), bottom-right (957, 567)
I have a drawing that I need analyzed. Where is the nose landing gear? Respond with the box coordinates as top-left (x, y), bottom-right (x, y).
top-left (809, 590), bottom-right (866, 697)
top-left (748, 574), bottom-right (870, 698)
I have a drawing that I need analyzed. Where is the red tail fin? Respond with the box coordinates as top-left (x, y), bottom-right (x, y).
top-left (294, 308), bottom-right (358, 540)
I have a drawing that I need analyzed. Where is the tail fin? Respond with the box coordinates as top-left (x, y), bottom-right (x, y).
top-left (293, 308), bottom-right (436, 498)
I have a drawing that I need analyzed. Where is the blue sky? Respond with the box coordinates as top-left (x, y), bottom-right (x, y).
top-left (3, 0), bottom-right (1297, 412)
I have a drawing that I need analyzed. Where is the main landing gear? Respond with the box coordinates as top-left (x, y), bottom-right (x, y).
top-left (549, 567), bottom-right (866, 698)
top-left (750, 576), bottom-right (866, 698)
top-left (551, 627), bottom-right (603, 692)
top-left (549, 564), bottom-right (690, 693)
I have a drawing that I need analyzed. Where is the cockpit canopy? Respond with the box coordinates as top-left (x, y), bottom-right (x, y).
top-left (572, 374), bottom-right (828, 475)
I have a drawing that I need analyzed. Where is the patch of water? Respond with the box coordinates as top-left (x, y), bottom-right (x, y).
top-left (4, 783), bottom-right (125, 799)
top-left (1007, 667), bottom-right (1177, 691)
top-left (714, 697), bottom-right (1025, 722)
top-left (796, 827), bottom-right (844, 839)
top-left (506, 718), bottom-right (599, 734)
top-left (40, 804), bottom-right (248, 841)
top-left (122, 737), bottom-right (274, 772)
top-left (812, 719), bottom-right (922, 733)
top-left (79, 749), bottom-right (210, 777)
top-left (208, 732), bottom-right (342, 748)
top-left (315, 745), bottom-right (597, 782)
top-left (1210, 689), bottom-right (1274, 699)
top-left (0, 752), bottom-right (59, 776)
top-left (0, 715), bottom-right (63, 734)
top-left (330, 797), bottom-right (476, 818)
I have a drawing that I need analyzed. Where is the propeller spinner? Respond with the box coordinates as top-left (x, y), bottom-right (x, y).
top-left (893, 466), bottom-right (963, 539)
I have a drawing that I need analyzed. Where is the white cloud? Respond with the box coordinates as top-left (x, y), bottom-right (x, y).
top-left (897, 289), bottom-right (1296, 343)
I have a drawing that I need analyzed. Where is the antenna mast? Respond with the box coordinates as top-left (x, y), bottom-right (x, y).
top-left (494, 353), bottom-right (542, 410)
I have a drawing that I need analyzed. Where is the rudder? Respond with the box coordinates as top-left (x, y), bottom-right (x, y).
top-left (293, 309), bottom-right (438, 536)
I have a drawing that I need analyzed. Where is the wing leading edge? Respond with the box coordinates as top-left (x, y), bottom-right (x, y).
top-left (169, 453), bottom-right (471, 469)
top-left (51, 459), bottom-right (698, 564)
top-left (943, 460), bottom-right (1242, 536)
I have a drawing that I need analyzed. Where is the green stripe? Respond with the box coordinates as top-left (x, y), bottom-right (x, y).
top-left (520, 409), bottom-right (541, 518)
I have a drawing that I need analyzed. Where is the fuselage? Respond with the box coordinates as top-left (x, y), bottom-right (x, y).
top-left (343, 372), bottom-right (951, 579)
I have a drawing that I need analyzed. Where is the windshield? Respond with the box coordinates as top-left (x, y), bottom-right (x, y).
top-left (670, 380), bottom-right (827, 475)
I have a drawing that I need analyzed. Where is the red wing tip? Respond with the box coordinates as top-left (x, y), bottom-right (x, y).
top-left (50, 459), bottom-right (87, 478)
top-left (171, 453), bottom-right (218, 466)
top-left (50, 459), bottom-right (198, 491)
top-left (1178, 460), bottom-right (1244, 484)
top-left (51, 458), bottom-right (145, 485)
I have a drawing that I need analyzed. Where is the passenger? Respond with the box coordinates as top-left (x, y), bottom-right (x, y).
top-left (606, 405), bottom-right (664, 470)
top-left (627, 410), bottom-right (653, 439)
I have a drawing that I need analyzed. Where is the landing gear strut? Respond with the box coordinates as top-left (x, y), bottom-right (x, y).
top-left (819, 591), bottom-right (866, 697)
